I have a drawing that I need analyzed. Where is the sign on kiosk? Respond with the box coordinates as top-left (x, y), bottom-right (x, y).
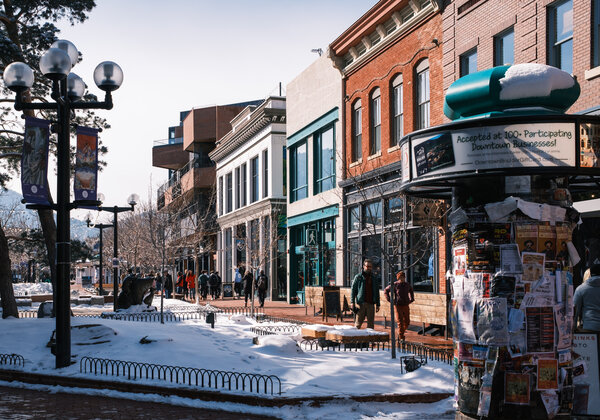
top-left (411, 122), bottom-right (576, 180)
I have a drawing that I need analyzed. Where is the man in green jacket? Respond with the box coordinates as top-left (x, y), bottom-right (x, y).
top-left (351, 259), bottom-right (380, 329)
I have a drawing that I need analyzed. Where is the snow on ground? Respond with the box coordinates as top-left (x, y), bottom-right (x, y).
top-left (0, 291), bottom-right (455, 418)
top-left (12, 282), bottom-right (53, 296)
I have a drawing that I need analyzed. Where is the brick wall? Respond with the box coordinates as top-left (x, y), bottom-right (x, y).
top-left (443, 0), bottom-right (600, 118)
top-left (344, 14), bottom-right (444, 177)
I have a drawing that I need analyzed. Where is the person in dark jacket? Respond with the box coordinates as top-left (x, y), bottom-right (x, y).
top-left (384, 270), bottom-right (415, 340)
top-left (256, 270), bottom-right (268, 307)
top-left (351, 259), bottom-right (380, 329)
top-left (243, 270), bottom-right (254, 307)
top-left (163, 270), bottom-right (173, 299)
top-left (209, 271), bottom-right (221, 300)
top-left (199, 270), bottom-right (209, 300)
top-left (574, 263), bottom-right (600, 332)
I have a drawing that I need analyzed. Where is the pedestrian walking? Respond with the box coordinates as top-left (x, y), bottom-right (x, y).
top-left (215, 271), bottom-right (222, 299)
top-left (384, 270), bottom-right (414, 341)
top-left (209, 271), bottom-right (219, 300)
top-left (243, 269), bottom-right (254, 307)
top-left (234, 267), bottom-right (244, 299)
top-left (351, 259), bottom-right (380, 329)
top-left (574, 263), bottom-right (600, 332)
top-left (199, 270), bottom-right (209, 300)
top-left (176, 271), bottom-right (184, 296)
top-left (256, 270), bottom-right (268, 307)
top-left (163, 270), bottom-right (173, 299)
top-left (186, 269), bottom-right (196, 301)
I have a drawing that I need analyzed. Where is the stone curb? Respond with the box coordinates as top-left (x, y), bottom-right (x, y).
top-left (0, 368), bottom-right (452, 407)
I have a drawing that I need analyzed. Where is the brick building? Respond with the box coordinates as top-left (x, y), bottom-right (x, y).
top-left (329, 0), bottom-right (449, 328)
top-left (442, 0), bottom-right (600, 115)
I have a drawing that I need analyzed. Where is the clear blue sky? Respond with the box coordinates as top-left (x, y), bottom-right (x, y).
top-left (7, 0), bottom-right (377, 220)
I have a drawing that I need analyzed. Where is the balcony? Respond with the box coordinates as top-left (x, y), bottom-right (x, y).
top-left (157, 157), bottom-right (215, 209)
top-left (152, 137), bottom-right (189, 170)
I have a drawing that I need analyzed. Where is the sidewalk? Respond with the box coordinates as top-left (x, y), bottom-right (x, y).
top-left (176, 294), bottom-right (452, 349)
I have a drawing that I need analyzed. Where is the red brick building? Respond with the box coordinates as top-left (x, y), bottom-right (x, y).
top-left (329, 0), bottom-right (448, 328)
top-left (442, 0), bottom-right (600, 116)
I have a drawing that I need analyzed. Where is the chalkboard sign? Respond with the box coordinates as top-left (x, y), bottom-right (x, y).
top-left (323, 286), bottom-right (340, 320)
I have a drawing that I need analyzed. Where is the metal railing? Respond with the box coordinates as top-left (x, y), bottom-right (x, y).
top-left (80, 356), bottom-right (281, 395)
top-left (0, 353), bottom-right (25, 368)
top-left (398, 341), bottom-right (453, 364)
top-left (298, 338), bottom-right (388, 352)
top-left (250, 325), bottom-right (301, 336)
top-left (17, 310), bottom-right (38, 318)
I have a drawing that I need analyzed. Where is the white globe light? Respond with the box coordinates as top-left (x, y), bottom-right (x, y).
top-left (39, 48), bottom-right (72, 80)
top-left (93, 61), bottom-right (123, 92)
top-left (51, 40), bottom-right (79, 67)
top-left (67, 73), bottom-right (86, 100)
top-left (128, 193), bottom-right (139, 206)
top-left (3, 62), bottom-right (34, 91)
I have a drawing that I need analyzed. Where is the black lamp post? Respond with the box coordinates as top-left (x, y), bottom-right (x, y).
top-left (94, 193), bottom-right (138, 311)
top-left (3, 40), bottom-right (123, 369)
top-left (85, 213), bottom-right (113, 296)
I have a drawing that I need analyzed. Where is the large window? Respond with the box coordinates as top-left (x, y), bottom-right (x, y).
top-left (225, 228), bottom-right (232, 283)
top-left (385, 197), bottom-right (404, 224)
top-left (460, 48), bottom-right (477, 77)
top-left (226, 172), bottom-right (233, 213)
top-left (352, 100), bottom-right (362, 162)
top-left (290, 142), bottom-right (308, 202)
top-left (251, 156), bottom-right (259, 203)
top-left (391, 74), bottom-right (403, 146)
top-left (315, 124), bottom-right (335, 193)
top-left (548, 0), bottom-right (573, 74)
top-left (262, 149), bottom-right (268, 198)
top-left (494, 27), bottom-right (514, 66)
top-left (348, 238), bottom-right (361, 286)
top-left (349, 206), bottom-right (360, 232)
top-left (235, 167), bottom-right (240, 210)
top-left (594, 0), bottom-right (600, 67)
top-left (218, 176), bottom-right (223, 216)
top-left (416, 60), bottom-right (430, 130)
top-left (370, 88), bottom-right (381, 155)
top-left (241, 163), bottom-right (247, 206)
top-left (408, 227), bottom-right (435, 293)
top-left (363, 201), bottom-right (382, 229)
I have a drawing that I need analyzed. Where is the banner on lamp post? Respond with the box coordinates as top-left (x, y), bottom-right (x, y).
top-left (74, 126), bottom-right (99, 201)
top-left (21, 116), bottom-right (50, 205)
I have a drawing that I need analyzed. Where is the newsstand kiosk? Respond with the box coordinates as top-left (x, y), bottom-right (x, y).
top-left (399, 64), bottom-right (600, 419)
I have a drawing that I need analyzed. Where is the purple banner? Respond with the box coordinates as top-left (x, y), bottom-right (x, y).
top-left (74, 126), bottom-right (99, 202)
top-left (21, 116), bottom-right (50, 205)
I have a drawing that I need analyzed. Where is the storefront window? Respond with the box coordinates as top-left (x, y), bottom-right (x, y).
top-left (235, 224), bottom-right (246, 267)
top-left (408, 227), bottom-right (434, 292)
top-left (385, 197), bottom-right (403, 224)
top-left (225, 228), bottom-right (232, 283)
top-left (363, 201), bottom-right (382, 229)
top-left (348, 238), bottom-right (361, 286)
top-left (349, 206), bottom-right (360, 231)
top-left (362, 234), bottom-right (382, 283)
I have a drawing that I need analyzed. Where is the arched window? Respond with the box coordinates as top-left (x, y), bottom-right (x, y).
top-left (351, 99), bottom-right (362, 162)
top-left (370, 88), bottom-right (381, 155)
top-left (415, 59), bottom-right (430, 130)
top-left (391, 74), bottom-right (403, 146)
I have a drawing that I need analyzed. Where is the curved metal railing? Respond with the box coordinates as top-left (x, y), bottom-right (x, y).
top-left (80, 356), bottom-right (281, 395)
top-left (0, 353), bottom-right (25, 368)
top-left (250, 325), bottom-right (301, 336)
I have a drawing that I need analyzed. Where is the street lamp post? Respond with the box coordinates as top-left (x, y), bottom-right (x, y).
top-left (95, 193), bottom-right (138, 311)
top-left (3, 40), bottom-right (123, 369)
top-left (85, 214), bottom-right (113, 296)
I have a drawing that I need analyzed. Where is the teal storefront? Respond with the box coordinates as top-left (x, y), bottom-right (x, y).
top-left (288, 205), bottom-right (338, 304)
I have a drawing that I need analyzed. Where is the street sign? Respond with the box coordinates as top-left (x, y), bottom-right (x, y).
top-left (306, 228), bottom-right (317, 247)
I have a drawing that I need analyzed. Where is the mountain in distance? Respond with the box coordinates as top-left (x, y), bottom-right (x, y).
top-left (0, 188), bottom-right (98, 240)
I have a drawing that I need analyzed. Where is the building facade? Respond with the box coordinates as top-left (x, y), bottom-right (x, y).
top-left (210, 97), bottom-right (287, 300)
top-left (152, 102), bottom-right (261, 275)
top-left (442, 0), bottom-right (600, 115)
top-left (286, 55), bottom-right (344, 304)
top-left (329, 0), bottom-right (448, 326)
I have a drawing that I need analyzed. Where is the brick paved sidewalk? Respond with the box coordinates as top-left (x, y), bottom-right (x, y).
top-left (184, 294), bottom-right (452, 349)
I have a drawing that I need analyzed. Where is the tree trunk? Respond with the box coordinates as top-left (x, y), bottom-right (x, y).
top-left (0, 224), bottom-right (19, 318)
top-left (38, 208), bottom-right (57, 294)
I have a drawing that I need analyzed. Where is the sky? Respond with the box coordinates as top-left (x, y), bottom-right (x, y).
top-left (8, 0), bottom-right (378, 220)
